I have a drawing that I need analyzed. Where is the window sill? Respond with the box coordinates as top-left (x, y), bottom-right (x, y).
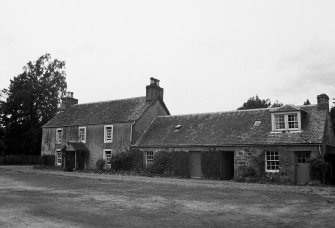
top-left (270, 130), bottom-right (302, 134)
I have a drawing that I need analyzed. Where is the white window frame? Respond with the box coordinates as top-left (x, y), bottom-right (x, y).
top-left (56, 149), bottom-right (62, 166)
top-left (78, 126), bottom-right (86, 143)
top-left (145, 151), bottom-right (154, 166)
top-left (56, 128), bottom-right (63, 144)
top-left (104, 125), bottom-right (113, 143)
top-left (265, 151), bottom-right (279, 173)
top-left (103, 149), bottom-right (112, 168)
top-left (271, 112), bottom-right (301, 132)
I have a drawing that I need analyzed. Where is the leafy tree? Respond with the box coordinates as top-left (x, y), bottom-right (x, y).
top-left (331, 106), bottom-right (335, 135)
top-left (1, 53), bottom-right (67, 155)
top-left (238, 95), bottom-right (271, 110)
top-left (303, 99), bottom-right (311, 105)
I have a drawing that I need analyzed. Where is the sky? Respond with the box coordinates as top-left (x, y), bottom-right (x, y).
top-left (1, 0), bottom-right (335, 115)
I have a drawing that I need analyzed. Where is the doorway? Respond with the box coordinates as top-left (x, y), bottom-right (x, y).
top-left (296, 151), bottom-right (311, 184)
top-left (190, 152), bottom-right (202, 179)
top-left (220, 151), bottom-right (234, 180)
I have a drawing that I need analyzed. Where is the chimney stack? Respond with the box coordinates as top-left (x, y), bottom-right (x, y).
top-left (146, 77), bottom-right (163, 101)
top-left (317, 93), bottom-right (329, 111)
top-left (60, 92), bottom-right (78, 111)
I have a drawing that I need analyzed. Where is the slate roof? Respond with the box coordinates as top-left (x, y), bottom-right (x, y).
top-left (270, 104), bottom-right (302, 113)
top-left (136, 105), bottom-right (328, 147)
top-left (43, 97), bottom-right (153, 127)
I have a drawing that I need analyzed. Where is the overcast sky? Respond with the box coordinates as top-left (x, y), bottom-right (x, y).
top-left (1, 0), bottom-right (335, 114)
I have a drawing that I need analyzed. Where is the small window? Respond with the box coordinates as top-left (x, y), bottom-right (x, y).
top-left (297, 152), bottom-right (310, 163)
top-left (254, 121), bottom-right (261, 127)
top-left (79, 126), bottom-right (86, 143)
top-left (104, 150), bottom-right (112, 168)
top-left (145, 151), bottom-right (154, 166)
top-left (56, 128), bottom-right (63, 144)
top-left (56, 149), bottom-right (62, 166)
top-left (275, 115), bottom-right (285, 130)
top-left (272, 112), bottom-right (301, 131)
top-left (104, 125), bottom-right (113, 143)
top-left (288, 114), bottom-right (298, 129)
top-left (265, 151), bottom-right (279, 172)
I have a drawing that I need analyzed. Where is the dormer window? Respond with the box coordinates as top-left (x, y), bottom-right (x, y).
top-left (272, 112), bottom-right (301, 132)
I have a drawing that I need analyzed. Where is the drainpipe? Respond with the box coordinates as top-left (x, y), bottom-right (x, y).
top-left (130, 121), bottom-right (135, 146)
top-left (319, 144), bottom-right (322, 156)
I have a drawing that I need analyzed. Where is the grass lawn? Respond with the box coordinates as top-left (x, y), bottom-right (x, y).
top-left (0, 166), bottom-right (335, 227)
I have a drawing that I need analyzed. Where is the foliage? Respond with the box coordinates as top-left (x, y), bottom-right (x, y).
top-left (38, 154), bottom-right (55, 166)
top-left (310, 157), bottom-right (330, 183)
top-left (145, 151), bottom-right (189, 177)
top-left (238, 95), bottom-right (271, 110)
top-left (201, 151), bottom-right (221, 179)
top-left (303, 99), bottom-right (311, 105)
top-left (109, 150), bottom-right (143, 171)
top-left (1, 53), bottom-right (67, 155)
top-left (96, 158), bottom-right (106, 171)
top-left (0, 154), bottom-right (39, 165)
top-left (330, 106), bottom-right (335, 136)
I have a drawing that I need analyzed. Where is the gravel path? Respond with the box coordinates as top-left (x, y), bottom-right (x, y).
top-left (1, 165), bottom-right (335, 198)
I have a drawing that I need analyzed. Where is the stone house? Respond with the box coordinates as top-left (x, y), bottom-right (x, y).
top-left (41, 78), bottom-right (169, 170)
top-left (134, 94), bottom-right (335, 184)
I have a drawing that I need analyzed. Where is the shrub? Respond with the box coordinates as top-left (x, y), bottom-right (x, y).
top-left (144, 151), bottom-right (189, 177)
top-left (310, 157), bottom-right (330, 183)
top-left (38, 154), bottom-right (55, 166)
top-left (0, 154), bottom-right (39, 165)
top-left (96, 158), bottom-right (106, 171)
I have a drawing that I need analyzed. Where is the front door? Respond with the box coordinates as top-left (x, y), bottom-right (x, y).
top-left (296, 152), bottom-right (311, 184)
top-left (190, 152), bottom-right (202, 179)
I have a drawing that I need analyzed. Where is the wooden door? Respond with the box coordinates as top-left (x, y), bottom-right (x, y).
top-left (190, 152), bottom-right (202, 179)
top-left (296, 152), bottom-right (311, 184)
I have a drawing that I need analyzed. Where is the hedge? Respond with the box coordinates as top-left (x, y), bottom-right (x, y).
top-left (38, 154), bottom-right (55, 166)
top-left (146, 151), bottom-right (189, 177)
top-left (0, 154), bottom-right (39, 165)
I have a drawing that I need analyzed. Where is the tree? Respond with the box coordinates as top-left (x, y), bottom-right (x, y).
top-left (303, 99), bottom-right (311, 105)
top-left (1, 53), bottom-right (67, 155)
top-left (331, 106), bottom-right (335, 136)
top-left (238, 95), bottom-right (271, 110)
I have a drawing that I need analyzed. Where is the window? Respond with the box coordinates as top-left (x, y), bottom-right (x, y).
top-left (297, 152), bottom-right (310, 163)
top-left (275, 115), bottom-right (285, 130)
top-left (272, 112), bottom-right (301, 131)
top-left (56, 128), bottom-right (63, 144)
top-left (104, 150), bottom-right (112, 168)
top-left (79, 126), bottom-right (86, 143)
top-left (288, 114), bottom-right (298, 129)
top-left (265, 151), bottom-right (279, 172)
top-left (56, 149), bottom-right (62, 166)
top-left (145, 151), bottom-right (154, 166)
top-left (104, 125), bottom-right (113, 143)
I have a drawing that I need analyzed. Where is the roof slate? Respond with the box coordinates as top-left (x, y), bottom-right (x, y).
top-left (43, 97), bottom-right (152, 127)
top-left (270, 104), bottom-right (302, 113)
top-left (136, 105), bottom-right (328, 147)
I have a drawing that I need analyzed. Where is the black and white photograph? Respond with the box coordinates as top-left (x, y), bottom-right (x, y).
top-left (1, 0), bottom-right (335, 227)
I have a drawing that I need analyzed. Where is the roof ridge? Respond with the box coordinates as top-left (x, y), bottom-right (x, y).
top-left (74, 96), bottom-right (146, 106)
top-left (157, 107), bottom-right (271, 118)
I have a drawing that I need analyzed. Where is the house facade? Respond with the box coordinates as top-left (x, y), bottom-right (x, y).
top-left (134, 94), bottom-right (335, 184)
top-left (41, 78), bottom-right (170, 169)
